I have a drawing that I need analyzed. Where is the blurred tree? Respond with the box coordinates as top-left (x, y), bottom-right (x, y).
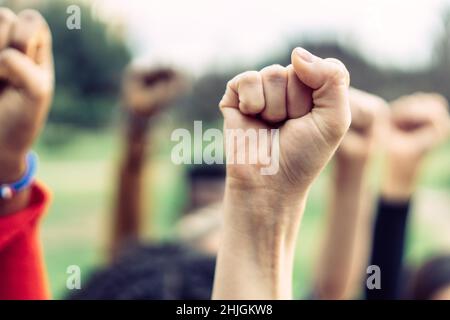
top-left (4, 0), bottom-right (449, 131)
top-left (43, 0), bottom-right (131, 128)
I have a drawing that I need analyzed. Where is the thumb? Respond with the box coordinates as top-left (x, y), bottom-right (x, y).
top-left (291, 47), bottom-right (350, 90)
top-left (290, 47), bottom-right (351, 142)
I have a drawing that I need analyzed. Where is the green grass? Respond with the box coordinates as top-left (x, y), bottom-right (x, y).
top-left (34, 127), bottom-right (450, 299)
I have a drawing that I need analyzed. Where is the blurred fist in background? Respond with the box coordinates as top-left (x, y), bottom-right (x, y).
top-left (0, 8), bottom-right (54, 183)
top-left (121, 66), bottom-right (186, 118)
top-left (336, 87), bottom-right (388, 165)
top-left (383, 93), bottom-right (450, 201)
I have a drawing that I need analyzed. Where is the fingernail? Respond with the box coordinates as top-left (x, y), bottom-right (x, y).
top-left (295, 47), bottom-right (314, 63)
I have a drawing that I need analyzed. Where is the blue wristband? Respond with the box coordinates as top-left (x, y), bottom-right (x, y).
top-left (0, 152), bottom-right (38, 200)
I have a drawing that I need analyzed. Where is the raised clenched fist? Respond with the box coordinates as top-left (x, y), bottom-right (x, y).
top-left (0, 8), bottom-right (54, 183)
top-left (382, 93), bottom-right (450, 200)
top-left (389, 93), bottom-right (449, 161)
top-left (336, 87), bottom-right (388, 163)
top-left (121, 66), bottom-right (186, 117)
top-left (214, 48), bottom-right (351, 299)
top-left (219, 47), bottom-right (351, 196)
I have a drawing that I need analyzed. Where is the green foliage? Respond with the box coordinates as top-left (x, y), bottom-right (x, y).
top-left (39, 0), bottom-right (130, 128)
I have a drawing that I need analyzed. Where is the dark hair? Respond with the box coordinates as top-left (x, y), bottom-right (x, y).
top-left (68, 244), bottom-right (216, 300)
top-left (187, 165), bottom-right (226, 183)
top-left (410, 255), bottom-right (450, 300)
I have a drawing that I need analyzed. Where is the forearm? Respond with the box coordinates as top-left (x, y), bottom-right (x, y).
top-left (110, 118), bottom-right (150, 259)
top-left (381, 154), bottom-right (421, 202)
top-left (365, 153), bottom-right (418, 299)
top-left (315, 161), bottom-right (370, 299)
top-left (213, 185), bottom-right (307, 300)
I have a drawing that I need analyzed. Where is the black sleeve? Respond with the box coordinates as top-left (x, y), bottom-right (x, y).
top-left (365, 198), bottom-right (411, 300)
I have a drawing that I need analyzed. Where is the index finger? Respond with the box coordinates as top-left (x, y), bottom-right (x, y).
top-left (9, 9), bottom-right (53, 69)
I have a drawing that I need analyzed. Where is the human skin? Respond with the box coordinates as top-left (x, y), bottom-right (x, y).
top-left (314, 88), bottom-right (388, 299)
top-left (431, 284), bottom-right (450, 300)
top-left (314, 92), bottom-right (450, 300)
top-left (213, 47), bottom-right (351, 299)
top-left (110, 66), bottom-right (186, 260)
top-left (0, 8), bottom-right (54, 216)
top-left (382, 93), bottom-right (450, 202)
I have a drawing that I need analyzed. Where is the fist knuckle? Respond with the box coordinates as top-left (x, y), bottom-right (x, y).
top-left (18, 9), bottom-right (42, 22)
top-left (239, 71), bottom-right (261, 87)
top-left (0, 8), bottom-right (15, 23)
top-left (373, 97), bottom-right (389, 110)
top-left (0, 48), bottom-right (17, 65)
top-left (261, 64), bottom-right (286, 83)
top-left (431, 94), bottom-right (448, 108)
top-left (226, 79), bottom-right (235, 91)
top-left (240, 98), bottom-right (264, 113)
top-left (262, 111), bottom-right (285, 123)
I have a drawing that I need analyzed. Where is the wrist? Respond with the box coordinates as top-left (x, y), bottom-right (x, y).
top-left (225, 180), bottom-right (307, 223)
top-left (0, 152), bottom-right (27, 183)
top-left (222, 181), bottom-right (307, 255)
top-left (225, 175), bottom-right (309, 205)
top-left (382, 155), bottom-right (421, 202)
top-left (217, 193), bottom-right (306, 299)
top-left (122, 111), bottom-right (152, 168)
top-left (218, 225), bottom-right (296, 299)
top-left (0, 151), bottom-right (36, 216)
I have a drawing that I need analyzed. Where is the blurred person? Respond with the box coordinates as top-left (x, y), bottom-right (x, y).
top-left (175, 165), bottom-right (225, 255)
top-left (0, 8), bottom-right (54, 299)
top-left (313, 88), bottom-right (388, 299)
top-left (110, 65), bottom-right (225, 259)
top-left (71, 65), bottom-right (224, 299)
top-left (213, 48), bottom-right (351, 299)
top-left (366, 93), bottom-right (450, 300)
top-left (185, 165), bottom-right (225, 213)
top-left (409, 255), bottom-right (450, 300)
top-left (69, 242), bottom-right (217, 299)
top-left (0, 7), bottom-right (220, 300)
top-left (110, 65), bottom-right (186, 260)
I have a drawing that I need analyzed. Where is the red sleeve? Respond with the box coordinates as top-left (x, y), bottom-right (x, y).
top-left (0, 182), bottom-right (51, 300)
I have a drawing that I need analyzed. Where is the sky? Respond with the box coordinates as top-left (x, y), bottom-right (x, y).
top-left (91, 0), bottom-right (449, 75)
